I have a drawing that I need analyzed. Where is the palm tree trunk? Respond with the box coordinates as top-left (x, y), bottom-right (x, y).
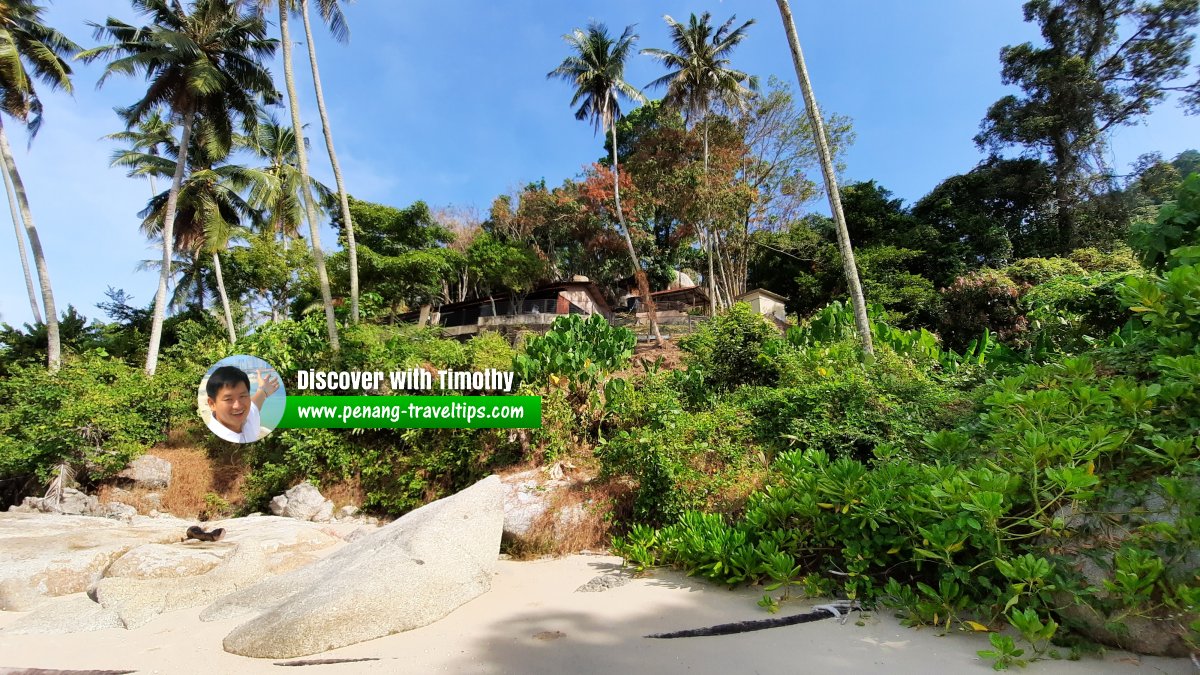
top-left (281, 2), bottom-right (340, 351)
top-left (610, 112), bottom-right (662, 346)
top-left (0, 117), bottom-right (60, 372)
top-left (776, 0), bottom-right (873, 355)
top-left (144, 110), bottom-right (195, 376)
top-left (300, 0), bottom-right (359, 324)
top-left (2, 156), bottom-right (42, 324)
top-left (702, 116), bottom-right (717, 315)
top-left (211, 250), bottom-right (236, 344)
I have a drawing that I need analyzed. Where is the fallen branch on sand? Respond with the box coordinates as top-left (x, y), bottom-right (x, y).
top-left (645, 600), bottom-right (860, 639)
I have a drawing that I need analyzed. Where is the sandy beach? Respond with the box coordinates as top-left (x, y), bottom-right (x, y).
top-left (0, 553), bottom-right (1192, 674)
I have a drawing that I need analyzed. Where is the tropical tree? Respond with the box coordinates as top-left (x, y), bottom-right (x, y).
top-left (297, 0), bottom-right (359, 324)
top-left (3, 154), bottom-right (40, 324)
top-left (549, 21), bottom-right (663, 346)
top-left (82, 0), bottom-right (278, 375)
top-left (976, 0), bottom-right (1200, 251)
top-left (117, 120), bottom-right (272, 344)
top-left (244, 0), bottom-right (339, 350)
top-left (643, 12), bottom-right (759, 313)
top-left (243, 111), bottom-right (332, 245)
top-left (776, 0), bottom-right (873, 355)
top-left (104, 111), bottom-right (175, 196)
top-left (0, 0), bottom-right (80, 372)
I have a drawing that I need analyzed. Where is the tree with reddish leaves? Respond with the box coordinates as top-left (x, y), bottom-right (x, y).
top-left (549, 21), bottom-right (663, 346)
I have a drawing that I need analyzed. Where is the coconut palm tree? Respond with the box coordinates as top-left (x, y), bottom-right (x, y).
top-left (137, 243), bottom-right (212, 312)
top-left (244, 0), bottom-right (339, 350)
top-left (297, 0), bottom-right (359, 324)
top-left (3, 160), bottom-right (40, 324)
top-left (119, 121), bottom-right (272, 344)
top-left (82, 0), bottom-right (279, 375)
top-left (105, 111), bottom-right (176, 196)
top-left (643, 12), bottom-right (758, 314)
top-left (775, 0), bottom-right (872, 355)
top-left (549, 22), bottom-right (663, 347)
top-left (0, 0), bottom-right (80, 372)
top-left (242, 110), bottom-right (333, 247)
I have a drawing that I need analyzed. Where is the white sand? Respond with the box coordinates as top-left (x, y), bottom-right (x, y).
top-left (0, 554), bottom-right (1191, 674)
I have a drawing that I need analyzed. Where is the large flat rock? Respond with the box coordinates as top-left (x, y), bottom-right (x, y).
top-left (0, 514), bottom-right (183, 611)
top-left (205, 475), bottom-right (504, 658)
top-left (0, 511), bottom-right (348, 624)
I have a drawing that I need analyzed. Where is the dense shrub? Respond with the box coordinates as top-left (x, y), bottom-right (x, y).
top-left (514, 313), bottom-right (634, 396)
top-left (939, 269), bottom-right (1028, 351)
top-left (1004, 257), bottom-right (1084, 285)
top-left (0, 352), bottom-right (177, 501)
top-left (597, 399), bottom-right (762, 525)
top-left (738, 341), bottom-right (969, 459)
top-left (1022, 271), bottom-right (1139, 353)
top-left (1069, 245), bottom-right (1142, 274)
top-left (1130, 172), bottom-right (1200, 272)
top-left (679, 302), bottom-right (783, 391)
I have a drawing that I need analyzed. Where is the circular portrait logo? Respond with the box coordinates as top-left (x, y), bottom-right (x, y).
top-left (198, 355), bottom-right (285, 443)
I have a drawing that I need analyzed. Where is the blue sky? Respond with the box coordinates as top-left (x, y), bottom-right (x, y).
top-left (2, 0), bottom-right (1197, 327)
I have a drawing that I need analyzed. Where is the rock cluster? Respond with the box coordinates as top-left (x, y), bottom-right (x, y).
top-left (9, 488), bottom-right (136, 521)
top-left (269, 482), bottom-right (334, 522)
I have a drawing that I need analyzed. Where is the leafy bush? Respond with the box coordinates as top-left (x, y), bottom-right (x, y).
top-left (939, 269), bottom-right (1028, 351)
top-left (598, 399), bottom-right (762, 525)
top-left (1069, 246), bottom-right (1141, 274)
top-left (514, 314), bottom-right (634, 396)
top-left (0, 352), bottom-right (176, 498)
top-left (1022, 271), bottom-right (1138, 354)
top-left (1130, 172), bottom-right (1200, 272)
top-left (740, 341), bottom-right (969, 459)
top-left (679, 302), bottom-right (783, 391)
top-left (467, 331), bottom-right (516, 371)
top-left (1004, 257), bottom-right (1084, 284)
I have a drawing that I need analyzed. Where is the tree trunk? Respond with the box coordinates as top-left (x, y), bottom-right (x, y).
top-left (300, 0), bottom-right (359, 324)
top-left (610, 110), bottom-right (663, 346)
top-left (716, 229), bottom-right (738, 303)
top-left (776, 0), bottom-right (874, 356)
top-left (143, 110), bottom-right (195, 376)
top-left (702, 116), bottom-right (717, 315)
top-left (212, 250), bottom-right (236, 344)
top-left (0, 117), bottom-right (60, 372)
top-left (2, 156), bottom-right (42, 324)
top-left (281, 3), bottom-right (340, 351)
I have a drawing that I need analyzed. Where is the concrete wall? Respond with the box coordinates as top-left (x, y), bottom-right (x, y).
top-left (746, 294), bottom-right (786, 321)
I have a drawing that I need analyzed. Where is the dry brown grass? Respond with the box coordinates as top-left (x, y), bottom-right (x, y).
top-left (321, 476), bottom-right (366, 510)
top-left (99, 442), bottom-right (251, 519)
top-left (503, 477), bottom-right (634, 560)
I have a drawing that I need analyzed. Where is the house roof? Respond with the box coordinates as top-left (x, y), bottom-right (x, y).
top-left (736, 288), bottom-right (790, 304)
top-left (649, 286), bottom-right (709, 303)
top-left (397, 280), bottom-right (612, 322)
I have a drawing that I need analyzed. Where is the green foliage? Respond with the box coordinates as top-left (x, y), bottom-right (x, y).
top-left (0, 352), bottom-right (176, 494)
top-left (328, 197), bottom-right (456, 312)
top-left (467, 331), bottom-right (517, 371)
top-left (939, 270), bottom-right (1028, 351)
top-left (679, 303), bottom-right (782, 391)
top-left (1004, 257), bottom-right (1085, 285)
top-left (598, 399), bottom-right (758, 525)
top-left (856, 246), bottom-right (940, 325)
top-left (1068, 246), bottom-right (1141, 274)
top-left (1022, 271), bottom-right (1137, 353)
top-left (1130, 173), bottom-right (1200, 272)
top-left (740, 345), bottom-right (967, 460)
top-left (514, 314), bottom-right (634, 395)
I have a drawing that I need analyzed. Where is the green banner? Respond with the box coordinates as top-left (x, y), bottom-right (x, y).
top-left (277, 395), bottom-right (542, 429)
